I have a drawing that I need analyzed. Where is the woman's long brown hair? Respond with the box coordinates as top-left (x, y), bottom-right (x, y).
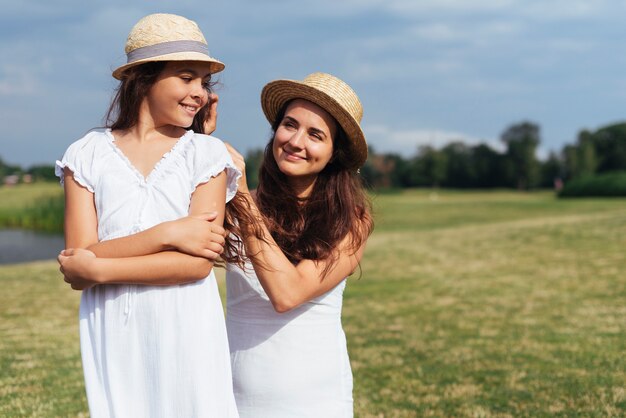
top-left (253, 101), bottom-right (374, 278)
top-left (104, 62), bottom-right (250, 268)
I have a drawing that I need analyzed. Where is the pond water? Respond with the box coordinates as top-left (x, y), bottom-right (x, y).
top-left (0, 229), bottom-right (65, 264)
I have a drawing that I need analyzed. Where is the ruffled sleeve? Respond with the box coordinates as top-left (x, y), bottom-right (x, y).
top-left (190, 134), bottom-right (241, 203)
top-left (55, 132), bottom-right (101, 193)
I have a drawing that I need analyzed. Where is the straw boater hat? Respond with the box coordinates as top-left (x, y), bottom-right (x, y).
top-left (261, 73), bottom-right (368, 169)
top-left (112, 13), bottom-right (224, 80)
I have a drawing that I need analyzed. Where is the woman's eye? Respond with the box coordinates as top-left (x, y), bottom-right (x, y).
top-left (309, 131), bottom-right (324, 141)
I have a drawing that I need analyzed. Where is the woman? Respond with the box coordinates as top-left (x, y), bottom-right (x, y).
top-left (224, 72), bottom-right (373, 417)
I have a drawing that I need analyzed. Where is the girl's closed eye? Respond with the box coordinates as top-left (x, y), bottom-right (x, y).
top-left (282, 120), bottom-right (297, 130)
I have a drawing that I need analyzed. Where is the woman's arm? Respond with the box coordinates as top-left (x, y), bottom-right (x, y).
top-left (226, 144), bottom-right (366, 313)
top-left (59, 168), bottom-right (228, 289)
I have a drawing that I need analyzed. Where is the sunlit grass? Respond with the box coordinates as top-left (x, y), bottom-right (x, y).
top-left (1, 190), bottom-right (625, 417)
top-left (347, 190), bottom-right (626, 417)
top-left (0, 183), bottom-right (62, 211)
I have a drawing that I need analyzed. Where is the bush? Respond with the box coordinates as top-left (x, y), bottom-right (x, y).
top-left (559, 171), bottom-right (626, 197)
top-left (0, 194), bottom-right (64, 232)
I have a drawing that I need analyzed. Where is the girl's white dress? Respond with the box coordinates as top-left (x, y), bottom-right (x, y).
top-left (56, 130), bottom-right (240, 418)
top-left (226, 262), bottom-right (353, 418)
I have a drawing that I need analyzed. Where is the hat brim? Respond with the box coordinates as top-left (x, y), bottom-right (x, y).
top-left (261, 79), bottom-right (367, 169)
top-left (112, 51), bottom-right (225, 80)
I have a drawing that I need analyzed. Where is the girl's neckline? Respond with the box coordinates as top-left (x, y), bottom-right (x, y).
top-left (104, 129), bottom-right (193, 184)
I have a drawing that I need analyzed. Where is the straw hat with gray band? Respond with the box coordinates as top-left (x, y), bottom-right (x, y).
top-left (112, 13), bottom-right (224, 80)
top-left (261, 73), bottom-right (368, 169)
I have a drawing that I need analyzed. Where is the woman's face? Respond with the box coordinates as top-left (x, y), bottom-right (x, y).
top-left (272, 99), bottom-right (337, 189)
top-left (144, 61), bottom-right (212, 128)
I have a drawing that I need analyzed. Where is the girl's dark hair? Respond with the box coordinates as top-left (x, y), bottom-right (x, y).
top-left (250, 100), bottom-right (373, 277)
top-left (104, 62), bottom-right (250, 268)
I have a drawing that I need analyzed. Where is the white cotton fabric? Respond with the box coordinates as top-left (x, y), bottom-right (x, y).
top-left (56, 129), bottom-right (240, 418)
top-left (226, 262), bottom-right (353, 418)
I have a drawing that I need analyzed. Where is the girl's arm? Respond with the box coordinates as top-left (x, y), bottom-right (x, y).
top-left (226, 144), bottom-right (367, 313)
top-left (59, 168), bottom-right (228, 289)
top-left (85, 213), bottom-right (225, 260)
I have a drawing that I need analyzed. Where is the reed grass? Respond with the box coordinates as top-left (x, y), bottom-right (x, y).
top-left (0, 183), bottom-right (64, 233)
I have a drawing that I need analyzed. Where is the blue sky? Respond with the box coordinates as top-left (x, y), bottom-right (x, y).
top-left (2, 0), bottom-right (626, 167)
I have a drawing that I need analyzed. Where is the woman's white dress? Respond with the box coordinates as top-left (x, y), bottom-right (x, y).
top-left (56, 129), bottom-right (240, 418)
top-left (226, 262), bottom-right (353, 417)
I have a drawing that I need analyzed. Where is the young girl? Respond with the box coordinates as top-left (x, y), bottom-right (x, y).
top-left (56, 14), bottom-right (240, 417)
top-left (224, 73), bottom-right (373, 417)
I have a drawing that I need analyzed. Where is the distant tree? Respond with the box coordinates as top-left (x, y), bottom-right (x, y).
top-left (588, 123), bottom-right (626, 173)
top-left (540, 151), bottom-right (563, 188)
top-left (471, 144), bottom-right (507, 188)
top-left (575, 130), bottom-right (597, 177)
top-left (244, 148), bottom-right (265, 190)
top-left (501, 121), bottom-right (541, 189)
top-left (360, 146), bottom-right (382, 189)
top-left (562, 144), bottom-right (579, 180)
top-left (416, 145), bottom-right (447, 188)
top-left (386, 154), bottom-right (414, 188)
top-left (441, 142), bottom-right (474, 188)
top-left (27, 164), bottom-right (57, 181)
top-left (0, 156), bottom-right (23, 181)
top-left (367, 153), bottom-right (398, 188)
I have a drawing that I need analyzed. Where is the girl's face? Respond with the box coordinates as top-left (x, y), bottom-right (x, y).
top-left (144, 61), bottom-right (212, 128)
top-left (272, 99), bottom-right (336, 190)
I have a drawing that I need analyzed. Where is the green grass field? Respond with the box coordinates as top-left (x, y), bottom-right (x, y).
top-left (1, 187), bottom-right (625, 417)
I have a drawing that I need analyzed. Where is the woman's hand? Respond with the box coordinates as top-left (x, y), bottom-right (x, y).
top-left (203, 93), bottom-right (219, 135)
top-left (164, 212), bottom-right (226, 260)
top-left (224, 142), bottom-right (249, 194)
top-left (58, 248), bottom-right (100, 290)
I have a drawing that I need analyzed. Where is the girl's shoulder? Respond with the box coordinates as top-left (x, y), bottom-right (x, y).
top-left (188, 132), bottom-right (228, 151)
top-left (62, 129), bottom-right (111, 155)
top-left (186, 132), bottom-right (231, 163)
top-left (56, 130), bottom-right (111, 192)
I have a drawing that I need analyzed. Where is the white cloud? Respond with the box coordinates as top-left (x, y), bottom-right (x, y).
top-left (254, 0), bottom-right (611, 20)
top-left (365, 124), bottom-right (502, 156)
top-left (521, 0), bottom-right (614, 20)
top-left (0, 63), bottom-right (41, 97)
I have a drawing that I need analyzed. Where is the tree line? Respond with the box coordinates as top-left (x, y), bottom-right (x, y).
top-left (2, 120), bottom-right (625, 190)
top-left (356, 121), bottom-right (626, 190)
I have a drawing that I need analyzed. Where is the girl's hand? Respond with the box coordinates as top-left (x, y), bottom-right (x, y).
top-left (203, 93), bottom-right (219, 135)
top-left (224, 142), bottom-right (249, 194)
top-left (58, 248), bottom-right (99, 290)
top-left (165, 212), bottom-right (226, 260)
